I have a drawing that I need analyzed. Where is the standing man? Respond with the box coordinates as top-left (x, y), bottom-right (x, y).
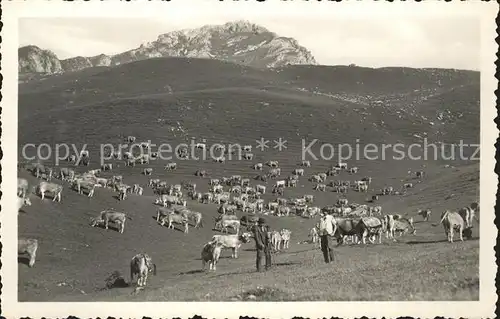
top-left (318, 212), bottom-right (337, 263)
top-left (252, 217), bottom-right (272, 272)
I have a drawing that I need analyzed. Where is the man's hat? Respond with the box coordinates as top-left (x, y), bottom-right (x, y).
top-left (258, 217), bottom-right (266, 225)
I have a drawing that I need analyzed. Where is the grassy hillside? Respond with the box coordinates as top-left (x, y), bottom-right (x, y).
top-left (18, 58), bottom-right (480, 301)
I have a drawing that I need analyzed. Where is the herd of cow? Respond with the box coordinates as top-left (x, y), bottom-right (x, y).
top-left (17, 135), bottom-right (480, 291)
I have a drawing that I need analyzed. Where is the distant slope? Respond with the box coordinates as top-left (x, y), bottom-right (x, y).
top-left (18, 57), bottom-right (480, 157)
top-left (18, 20), bottom-right (316, 75)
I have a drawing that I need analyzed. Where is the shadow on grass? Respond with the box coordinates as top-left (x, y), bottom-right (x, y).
top-left (407, 237), bottom-right (479, 245)
top-left (97, 270), bottom-right (130, 291)
top-left (179, 269), bottom-right (205, 275)
top-left (18, 256), bottom-right (32, 267)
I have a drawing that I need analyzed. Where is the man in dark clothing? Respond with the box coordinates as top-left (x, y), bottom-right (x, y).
top-left (252, 217), bottom-right (272, 272)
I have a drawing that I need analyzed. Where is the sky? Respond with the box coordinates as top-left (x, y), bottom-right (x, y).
top-left (19, 16), bottom-right (480, 70)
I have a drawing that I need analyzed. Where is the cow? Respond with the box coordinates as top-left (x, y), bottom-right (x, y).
top-left (418, 209), bottom-right (432, 222)
top-left (215, 219), bottom-right (241, 234)
top-left (355, 216), bottom-right (384, 244)
top-left (314, 184), bottom-right (326, 192)
top-left (156, 207), bottom-right (175, 222)
top-left (201, 241), bottom-right (224, 272)
top-left (253, 163), bottom-right (263, 170)
top-left (218, 203), bottom-right (237, 215)
top-left (348, 167), bottom-right (359, 174)
top-left (36, 181), bottom-right (63, 202)
top-left (371, 195), bottom-right (379, 202)
top-left (336, 162), bottom-right (348, 170)
top-left (437, 210), bottom-right (465, 243)
top-left (185, 210), bottom-right (204, 228)
top-left (164, 163), bottom-right (177, 171)
top-left (280, 229), bottom-right (291, 249)
top-left (18, 238), bottom-right (38, 267)
top-left (59, 168), bottom-right (76, 181)
top-left (300, 160), bottom-right (311, 167)
top-left (158, 212), bottom-right (189, 233)
top-left (156, 194), bottom-right (184, 207)
top-left (143, 168), bottom-right (153, 176)
top-left (126, 136), bottom-right (136, 143)
top-left (243, 153), bottom-right (254, 160)
top-left (213, 156), bottom-right (226, 163)
top-left (101, 163), bottom-right (113, 171)
top-left (18, 196), bottom-right (32, 212)
top-left (267, 160), bottom-right (279, 168)
top-left (74, 179), bottom-right (97, 198)
top-left (403, 183), bottom-right (414, 189)
top-left (90, 210), bottom-right (131, 234)
top-left (18, 178), bottom-right (29, 198)
top-left (392, 218), bottom-right (416, 236)
top-left (256, 185), bottom-right (266, 195)
top-left (337, 198), bottom-right (348, 207)
top-left (271, 231), bottom-right (282, 252)
top-left (293, 168), bottom-right (305, 176)
top-left (130, 253), bottom-right (156, 287)
top-left (243, 145), bottom-right (252, 152)
top-left (309, 226), bottom-right (319, 246)
top-left (211, 232), bottom-right (252, 258)
top-left (458, 205), bottom-right (478, 228)
top-left (195, 169), bottom-right (208, 177)
top-left (416, 171), bottom-right (425, 179)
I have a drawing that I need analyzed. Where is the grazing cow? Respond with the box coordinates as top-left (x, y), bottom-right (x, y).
top-left (357, 184), bottom-right (368, 192)
top-left (74, 179), bottom-right (97, 197)
top-left (18, 238), bottom-right (38, 268)
top-left (159, 213), bottom-right (189, 233)
top-left (403, 183), bottom-right (413, 189)
top-left (293, 168), bottom-right (305, 176)
top-left (195, 169), bottom-right (208, 177)
top-left (185, 210), bottom-right (204, 228)
top-left (101, 163), bottom-right (113, 171)
top-left (90, 210), bottom-right (131, 234)
top-left (211, 233), bottom-right (252, 258)
top-left (438, 210), bottom-right (465, 243)
top-left (36, 182), bottom-right (63, 202)
top-left (275, 180), bottom-right (286, 188)
top-left (243, 145), bottom-right (252, 152)
top-left (148, 179), bottom-right (160, 188)
top-left (314, 183), bottom-right (326, 192)
top-left (309, 175), bottom-right (322, 183)
top-left (337, 198), bottom-right (348, 207)
top-left (253, 163), bottom-right (263, 170)
top-left (267, 160), bottom-right (279, 168)
top-left (130, 253), bottom-right (156, 287)
top-left (201, 241), bottom-right (224, 271)
top-left (216, 219), bottom-right (241, 234)
top-left (164, 163), bottom-right (177, 170)
top-left (256, 185), bottom-right (266, 195)
top-left (418, 209), bottom-right (432, 221)
top-left (392, 218), bottom-right (416, 236)
top-left (355, 216), bottom-right (384, 244)
top-left (59, 168), bottom-right (76, 181)
top-left (156, 194), bottom-right (184, 207)
top-left (300, 160), bottom-right (311, 167)
top-left (18, 196), bottom-right (32, 212)
top-left (156, 207), bottom-right (174, 222)
top-left (280, 229), bottom-right (291, 249)
top-left (18, 178), bottom-right (29, 197)
top-left (336, 162), bottom-right (348, 170)
top-left (143, 168), bottom-right (153, 176)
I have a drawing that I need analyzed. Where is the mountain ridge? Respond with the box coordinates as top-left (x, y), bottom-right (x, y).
top-left (19, 20), bottom-right (317, 74)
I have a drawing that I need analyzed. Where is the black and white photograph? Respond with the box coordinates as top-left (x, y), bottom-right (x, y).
top-left (2, 0), bottom-right (498, 317)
